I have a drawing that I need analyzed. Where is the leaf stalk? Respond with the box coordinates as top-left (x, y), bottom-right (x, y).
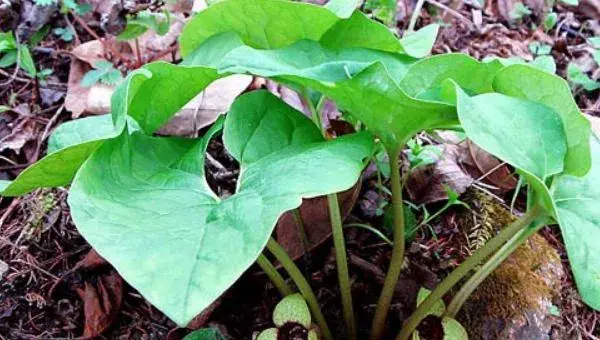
top-left (370, 148), bottom-right (405, 340)
top-left (444, 218), bottom-right (545, 317)
top-left (266, 238), bottom-right (333, 340)
top-left (395, 205), bottom-right (543, 340)
top-left (328, 193), bottom-right (357, 339)
top-left (256, 254), bottom-right (293, 297)
top-left (303, 91), bottom-right (357, 338)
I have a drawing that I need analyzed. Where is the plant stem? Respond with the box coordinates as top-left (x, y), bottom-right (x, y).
top-left (328, 193), bottom-right (357, 339)
top-left (407, 0), bottom-right (427, 32)
top-left (266, 238), bottom-right (333, 340)
top-left (445, 220), bottom-right (543, 317)
top-left (256, 254), bottom-right (293, 297)
top-left (303, 91), bottom-right (356, 338)
top-left (371, 149), bottom-right (405, 340)
top-left (345, 223), bottom-right (393, 246)
top-left (395, 206), bottom-right (543, 340)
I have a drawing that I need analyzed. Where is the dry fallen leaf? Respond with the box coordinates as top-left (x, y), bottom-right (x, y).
top-left (72, 250), bottom-right (123, 338)
top-left (65, 40), bottom-right (130, 117)
top-left (465, 140), bottom-right (517, 192)
top-left (276, 183), bottom-right (361, 260)
top-left (157, 74), bottom-right (253, 137)
top-left (0, 104), bottom-right (38, 154)
top-left (406, 143), bottom-right (474, 204)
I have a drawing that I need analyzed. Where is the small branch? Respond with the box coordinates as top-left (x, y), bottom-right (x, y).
top-left (407, 0), bottom-right (427, 33)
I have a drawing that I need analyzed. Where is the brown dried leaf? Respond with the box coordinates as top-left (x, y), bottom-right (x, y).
top-left (406, 144), bottom-right (474, 204)
top-left (157, 75), bottom-right (253, 137)
top-left (72, 250), bottom-right (123, 338)
top-left (74, 272), bottom-right (123, 338)
top-left (465, 140), bottom-right (517, 192)
top-left (65, 40), bottom-right (130, 117)
top-left (0, 114), bottom-right (38, 154)
top-left (276, 183), bottom-right (361, 260)
top-left (577, 0), bottom-right (600, 20)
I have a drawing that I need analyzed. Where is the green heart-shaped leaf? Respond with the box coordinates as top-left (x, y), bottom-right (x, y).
top-left (493, 64), bottom-right (591, 176)
top-left (113, 62), bottom-right (220, 134)
top-left (273, 293), bottom-right (311, 328)
top-left (399, 53), bottom-right (504, 101)
top-left (185, 34), bottom-right (416, 83)
top-left (180, 0), bottom-right (428, 59)
top-left (552, 136), bottom-right (600, 310)
top-left (325, 0), bottom-right (360, 18)
top-left (68, 92), bottom-right (373, 325)
top-left (1, 114), bottom-right (117, 196)
top-left (455, 87), bottom-right (567, 212)
top-left (180, 0), bottom-right (339, 56)
top-left (185, 34), bottom-right (455, 153)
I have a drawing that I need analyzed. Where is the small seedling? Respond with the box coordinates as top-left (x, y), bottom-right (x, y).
top-left (257, 294), bottom-right (319, 340)
top-left (117, 10), bottom-right (172, 41)
top-left (53, 27), bottom-right (75, 42)
top-left (528, 42), bottom-right (552, 56)
top-left (80, 60), bottom-right (123, 87)
top-left (183, 328), bottom-right (227, 340)
top-left (567, 63), bottom-right (600, 91)
top-left (543, 12), bottom-right (558, 31)
top-left (407, 138), bottom-right (442, 170)
top-left (510, 2), bottom-right (532, 20)
top-left (412, 288), bottom-right (468, 340)
top-left (0, 32), bottom-right (37, 76)
top-left (559, 0), bottom-right (578, 5)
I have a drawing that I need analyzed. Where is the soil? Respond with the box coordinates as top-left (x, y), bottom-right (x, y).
top-left (1, 0), bottom-right (599, 339)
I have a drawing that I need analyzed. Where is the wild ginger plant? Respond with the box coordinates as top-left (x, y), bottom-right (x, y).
top-left (1, 0), bottom-right (600, 339)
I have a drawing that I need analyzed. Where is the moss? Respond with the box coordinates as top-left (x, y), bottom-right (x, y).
top-left (454, 189), bottom-right (562, 339)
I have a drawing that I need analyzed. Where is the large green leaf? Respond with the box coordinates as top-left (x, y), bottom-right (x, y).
top-left (399, 53), bottom-right (504, 101)
top-left (0, 115), bottom-right (117, 197)
top-left (180, 0), bottom-right (431, 58)
top-left (456, 90), bottom-right (566, 180)
top-left (184, 33), bottom-right (415, 83)
top-left (319, 11), bottom-right (403, 53)
top-left (493, 64), bottom-right (592, 176)
top-left (552, 136), bottom-right (600, 310)
top-left (223, 90), bottom-right (323, 166)
top-left (112, 62), bottom-right (220, 134)
top-left (455, 87), bottom-right (567, 212)
top-left (185, 35), bottom-right (454, 153)
top-left (68, 93), bottom-right (373, 325)
top-left (325, 0), bottom-right (360, 18)
top-left (398, 24), bottom-right (440, 59)
top-left (180, 0), bottom-right (338, 56)
top-left (316, 63), bottom-right (456, 153)
top-left (47, 114), bottom-right (115, 153)
top-left (0, 180), bottom-right (10, 192)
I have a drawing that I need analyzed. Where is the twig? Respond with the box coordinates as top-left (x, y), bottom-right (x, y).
top-left (426, 0), bottom-right (476, 30)
top-left (33, 105), bottom-right (64, 161)
top-left (0, 41), bottom-right (22, 87)
top-left (63, 14), bottom-right (81, 45)
top-left (70, 13), bottom-right (129, 64)
top-left (0, 198), bottom-right (21, 229)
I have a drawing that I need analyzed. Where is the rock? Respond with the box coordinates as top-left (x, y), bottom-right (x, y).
top-left (458, 233), bottom-right (564, 340)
